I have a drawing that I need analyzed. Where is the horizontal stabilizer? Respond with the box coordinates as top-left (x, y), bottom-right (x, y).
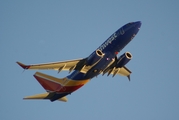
top-left (23, 92), bottom-right (68, 102)
top-left (23, 92), bottom-right (49, 99)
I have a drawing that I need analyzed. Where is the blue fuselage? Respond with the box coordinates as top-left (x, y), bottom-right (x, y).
top-left (68, 21), bottom-right (141, 80)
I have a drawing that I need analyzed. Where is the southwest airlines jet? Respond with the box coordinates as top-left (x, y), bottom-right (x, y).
top-left (17, 21), bottom-right (142, 102)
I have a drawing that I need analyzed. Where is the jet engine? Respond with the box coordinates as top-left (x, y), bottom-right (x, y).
top-left (86, 49), bottom-right (105, 66)
top-left (116, 52), bottom-right (132, 68)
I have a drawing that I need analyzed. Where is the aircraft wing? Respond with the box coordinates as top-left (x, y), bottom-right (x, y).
top-left (17, 58), bottom-right (84, 72)
top-left (17, 59), bottom-right (131, 79)
top-left (103, 66), bottom-right (132, 81)
top-left (115, 66), bottom-right (131, 77)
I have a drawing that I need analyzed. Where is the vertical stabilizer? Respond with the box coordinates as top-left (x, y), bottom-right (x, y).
top-left (33, 72), bottom-right (64, 92)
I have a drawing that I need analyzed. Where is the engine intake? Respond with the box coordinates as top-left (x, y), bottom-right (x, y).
top-left (86, 49), bottom-right (104, 66)
top-left (116, 52), bottom-right (132, 68)
top-left (96, 49), bottom-right (104, 56)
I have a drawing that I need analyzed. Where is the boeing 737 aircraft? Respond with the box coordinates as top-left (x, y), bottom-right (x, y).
top-left (17, 21), bottom-right (142, 102)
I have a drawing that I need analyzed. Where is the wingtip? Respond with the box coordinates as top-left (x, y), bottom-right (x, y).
top-left (58, 97), bottom-right (68, 102)
top-left (127, 75), bottom-right (131, 81)
top-left (16, 61), bottom-right (30, 69)
top-left (23, 97), bottom-right (29, 100)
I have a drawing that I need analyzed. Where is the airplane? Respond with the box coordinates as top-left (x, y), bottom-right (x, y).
top-left (17, 21), bottom-right (142, 102)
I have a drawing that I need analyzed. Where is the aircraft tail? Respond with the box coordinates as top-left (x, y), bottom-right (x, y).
top-left (33, 72), bottom-right (65, 92)
top-left (25, 72), bottom-right (70, 102)
top-left (23, 92), bottom-right (68, 102)
top-left (24, 72), bottom-right (88, 102)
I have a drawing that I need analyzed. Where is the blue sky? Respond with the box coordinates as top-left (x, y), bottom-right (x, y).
top-left (1, 0), bottom-right (179, 120)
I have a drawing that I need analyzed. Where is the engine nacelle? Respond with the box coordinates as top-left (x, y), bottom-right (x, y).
top-left (86, 49), bottom-right (105, 66)
top-left (116, 52), bottom-right (132, 68)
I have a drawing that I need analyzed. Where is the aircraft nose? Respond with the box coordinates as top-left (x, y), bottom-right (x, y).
top-left (134, 21), bottom-right (142, 28)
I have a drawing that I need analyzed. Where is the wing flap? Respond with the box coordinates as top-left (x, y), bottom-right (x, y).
top-left (116, 66), bottom-right (131, 76)
top-left (102, 66), bottom-right (131, 80)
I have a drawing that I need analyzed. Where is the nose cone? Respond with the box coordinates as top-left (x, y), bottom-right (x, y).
top-left (131, 21), bottom-right (141, 35)
top-left (134, 21), bottom-right (142, 29)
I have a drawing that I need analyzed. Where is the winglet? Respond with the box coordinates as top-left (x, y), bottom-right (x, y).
top-left (16, 62), bottom-right (30, 69)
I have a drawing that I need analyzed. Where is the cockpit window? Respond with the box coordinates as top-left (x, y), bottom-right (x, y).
top-left (126, 22), bottom-right (133, 26)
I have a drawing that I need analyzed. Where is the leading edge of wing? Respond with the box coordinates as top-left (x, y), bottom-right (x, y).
top-left (16, 58), bottom-right (83, 70)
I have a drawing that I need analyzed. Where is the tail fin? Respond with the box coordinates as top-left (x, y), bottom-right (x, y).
top-left (23, 92), bottom-right (68, 102)
top-left (27, 72), bottom-right (87, 102)
top-left (31, 72), bottom-right (70, 102)
top-left (33, 72), bottom-right (64, 92)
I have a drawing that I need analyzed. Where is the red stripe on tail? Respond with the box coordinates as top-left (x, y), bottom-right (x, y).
top-left (33, 72), bottom-right (84, 93)
top-left (34, 74), bottom-right (62, 92)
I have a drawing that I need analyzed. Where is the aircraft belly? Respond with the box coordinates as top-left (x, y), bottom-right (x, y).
top-left (82, 56), bottom-right (113, 79)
